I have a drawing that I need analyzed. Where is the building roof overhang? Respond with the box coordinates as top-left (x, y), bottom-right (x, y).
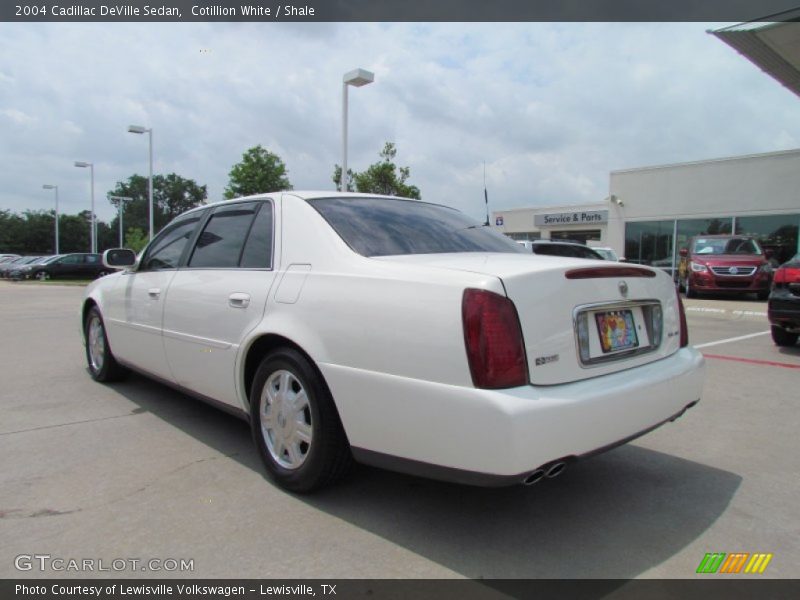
top-left (710, 11), bottom-right (800, 98)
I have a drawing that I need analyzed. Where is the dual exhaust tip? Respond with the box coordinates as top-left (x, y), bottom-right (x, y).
top-left (522, 460), bottom-right (567, 486)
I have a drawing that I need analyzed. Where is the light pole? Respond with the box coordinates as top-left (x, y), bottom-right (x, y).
top-left (42, 184), bottom-right (59, 254)
top-left (74, 161), bottom-right (95, 253)
top-left (341, 68), bottom-right (374, 192)
top-left (128, 124), bottom-right (153, 241)
top-left (108, 196), bottom-right (133, 247)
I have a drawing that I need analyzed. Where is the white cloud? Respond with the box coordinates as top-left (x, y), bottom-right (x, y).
top-left (0, 21), bottom-right (798, 224)
top-left (1, 108), bottom-right (36, 124)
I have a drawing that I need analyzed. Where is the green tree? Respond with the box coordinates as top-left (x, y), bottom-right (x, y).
top-left (124, 227), bottom-right (149, 253)
top-left (333, 142), bottom-right (421, 199)
top-left (107, 173), bottom-right (207, 236)
top-left (0, 209), bottom-right (26, 253)
top-left (331, 165), bottom-right (355, 192)
top-left (21, 210), bottom-right (57, 253)
top-left (224, 145), bottom-right (292, 199)
top-left (59, 212), bottom-right (93, 253)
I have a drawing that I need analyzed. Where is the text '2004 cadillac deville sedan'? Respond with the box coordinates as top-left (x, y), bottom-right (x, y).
top-left (81, 192), bottom-right (705, 492)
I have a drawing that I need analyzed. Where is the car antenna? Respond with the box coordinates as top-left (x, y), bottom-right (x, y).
top-left (483, 161), bottom-right (490, 226)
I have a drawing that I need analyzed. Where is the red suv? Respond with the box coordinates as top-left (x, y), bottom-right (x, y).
top-left (679, 235), bottom-right (772, 300)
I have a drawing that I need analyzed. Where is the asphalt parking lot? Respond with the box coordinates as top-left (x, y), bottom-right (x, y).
top-left (0, 282), bottom-right (798, 581)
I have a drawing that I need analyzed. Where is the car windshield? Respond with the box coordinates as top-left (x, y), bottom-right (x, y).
top-left (692, 237), bottom-right (762, 255)
top-left (308, 197), bottom-right (526, 257)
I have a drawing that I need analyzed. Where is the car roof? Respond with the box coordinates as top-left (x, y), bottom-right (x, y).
top-left (180, 191), bottom-right (429, 217)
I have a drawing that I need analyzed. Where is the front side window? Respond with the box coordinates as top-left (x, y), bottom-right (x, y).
top-left (308, 197), bottom-right (525, 257)
top-left (188, 203), bottom-right (259, 268)
top-left (140, 213), bottom-right (203, 271)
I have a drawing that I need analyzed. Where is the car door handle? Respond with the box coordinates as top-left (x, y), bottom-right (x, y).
top-left (148, 288), bottom-right (161, 298)
top-left (229, 293), bottom-right (251, 308)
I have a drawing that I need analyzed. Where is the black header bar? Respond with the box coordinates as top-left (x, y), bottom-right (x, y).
top-left (4, 0), bottom-right (800, 22)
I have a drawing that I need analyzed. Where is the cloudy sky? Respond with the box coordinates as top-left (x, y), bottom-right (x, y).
top-left (1, 21), bottom-right (798, 224)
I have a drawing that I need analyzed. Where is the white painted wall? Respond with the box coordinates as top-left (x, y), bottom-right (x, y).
top-left (606, 149), bottom-right (800, 252)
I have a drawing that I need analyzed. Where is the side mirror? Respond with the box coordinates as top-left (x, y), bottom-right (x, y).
top-left (103, 248), bottom-right (137, 269)
top-left (679, 248), bottom-right (688, 257)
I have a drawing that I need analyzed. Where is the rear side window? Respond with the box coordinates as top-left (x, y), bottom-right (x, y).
top-left (140, 214), bottom-right (203, 271)
top-left (240, 203), bottom-right (274, 268)
top-left (189, 203), bottom-right (259, 268)
top-left (308, 197), bottom-right (525, 257)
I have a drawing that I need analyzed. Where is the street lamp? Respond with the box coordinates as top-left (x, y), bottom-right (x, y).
top-left (127, 124), bottom-right (153, 241)
top-left (108, 196), bottom-right (133, 247)
top-left (42, 184), bottom-right (59, 254)
top-left (74, 161), bottom-right (95, 253)
top-left (341, 68), bottom-right (374, 191)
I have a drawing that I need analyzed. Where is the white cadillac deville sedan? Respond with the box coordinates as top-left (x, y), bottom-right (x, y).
top-left (82, 192), bottom-right (705, 492)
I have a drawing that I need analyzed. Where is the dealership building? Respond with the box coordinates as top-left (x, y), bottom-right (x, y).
top-left (492, 17), bottom-right (800, 274)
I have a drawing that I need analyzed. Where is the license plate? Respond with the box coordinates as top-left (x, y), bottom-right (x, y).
top-left (595, 309), bottom-right (639, 354)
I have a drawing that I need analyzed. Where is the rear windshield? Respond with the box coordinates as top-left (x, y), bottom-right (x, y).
top-left (692, 237), bottom-right (762, 256)
top-left (308, 197), bottom-right (526, 257)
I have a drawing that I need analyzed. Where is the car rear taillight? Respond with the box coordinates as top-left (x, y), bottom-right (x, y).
top-left (677, 289), bottom-right (689, 348)
top-left (462, 289), bottom-right (528, 389)
top-left (773, 267), bottom-right (800, 290)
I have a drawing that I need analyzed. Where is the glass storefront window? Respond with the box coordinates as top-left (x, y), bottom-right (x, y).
top-left (625, 221), bottom-right (674, 274)
top-left (507, 232), bottom-right (542, 241)
top-left (550, 230), bottom-right (602, 244)
top-left (676, 218), bottom-right (733, 255)
top-left (735, 214), bottom-right (800, 266)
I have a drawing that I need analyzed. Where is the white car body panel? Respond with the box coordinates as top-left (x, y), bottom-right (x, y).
top-left (103, 270), bottom-right (177, 380)
top-left (84, 191), bottom-right (705, 485)
top-left (163, 268), bottom-right (278, 407)
top-left (323, 347), bottom-right (704, 477)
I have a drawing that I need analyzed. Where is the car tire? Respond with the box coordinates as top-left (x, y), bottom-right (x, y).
top-left (250, 348), bottom-right (352, 493)
top-left (84, 306), bottom-right (127, 382)
top-left (756, 289), bottom-right (769, 301)
top-left (771, 325), bottom-right (798, 347)
top-left (35, 271), bottom-right (49, 281)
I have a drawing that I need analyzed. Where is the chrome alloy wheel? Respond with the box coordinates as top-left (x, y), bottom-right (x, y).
top-left (87, 315), bottom-right (106, 372)
top-left (260, 369), bottom-right (313, 470)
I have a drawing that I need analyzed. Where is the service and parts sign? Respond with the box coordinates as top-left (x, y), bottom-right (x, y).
top-left (534, 210), bottom-right (608, 227)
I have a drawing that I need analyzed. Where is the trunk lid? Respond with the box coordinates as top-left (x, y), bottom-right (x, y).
top-left (374, 253), bottom-right (683, 385)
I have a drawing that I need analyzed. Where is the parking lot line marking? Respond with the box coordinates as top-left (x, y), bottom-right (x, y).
top-left (694, 331), bottom-right (770, 349)
top-left (702, 354), bottom-right (800, 370)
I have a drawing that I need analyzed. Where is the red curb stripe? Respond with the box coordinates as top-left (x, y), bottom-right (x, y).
top-left (702, 353), bottom-right (800, 370)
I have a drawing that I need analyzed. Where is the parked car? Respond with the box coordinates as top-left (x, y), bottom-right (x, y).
top-left (591, 247), bottom-right (622, 261)
top-left (678, 235), bottom-right (772, 300)
top-left (82, 192), bottom-right (704, 492)
top-left (529, 240), bottom-right (605, 260)
top-left (767, 253), bottom-right (800, 347)
top-left (8, 255), bottom-right (59, 280)
top-left (0, 254), bottom-right (20, 263)
top-left (29, 253), bottom-right (109, 281)
top-left (0, 256), bottom-right (42, 278)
